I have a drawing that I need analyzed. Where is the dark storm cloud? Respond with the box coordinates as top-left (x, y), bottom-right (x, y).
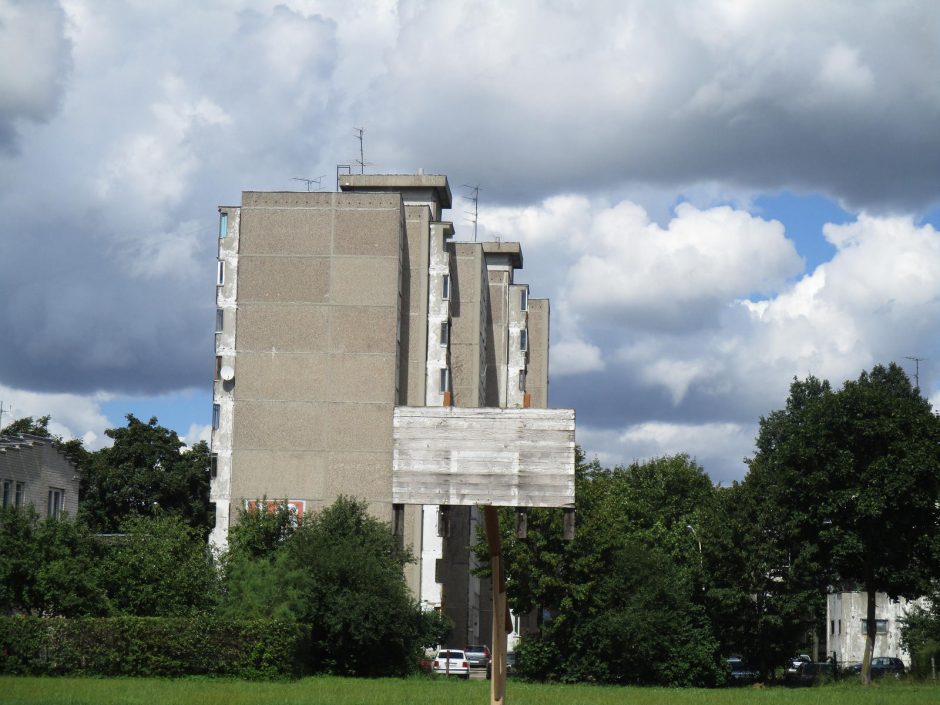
top-left (368, 2), bottom-right (940, 214)
top-left (2, 1), bottom-right (939, 475)
top-left (0, 2), bottom-right (343, 396)
top-left (0, 208), bottom-right (214, 395)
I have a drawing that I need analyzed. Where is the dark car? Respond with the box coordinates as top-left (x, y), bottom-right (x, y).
top-left (784, 654), bottom-right (812, 678)
top-left (486, 651), bottom-right (516, 679)
top-left (465, 644), bottom-right (491, 669)
top-left (785, 661), bottom-right (835, 685)
top-left (844, 656), bottom-right (905, 678)
top-left (726, 657), bottom-right (759, 685)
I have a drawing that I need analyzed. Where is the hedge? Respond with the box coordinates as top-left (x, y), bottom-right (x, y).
top-left (0, 616), bottom-right (312, 679)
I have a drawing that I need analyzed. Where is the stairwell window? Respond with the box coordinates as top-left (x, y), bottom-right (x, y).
top-left (442, 274), bottom-right (450, 301)
top-left (215, 308), bottom-right (224, 332)
top-left (520, 329), bottom-right (528, 352)
top-left (219, 212), bottom-right (228, 239)
top-left (521, 289), bottom-right (528, 311)
top-left (212, 404), bottom-right (221, 430)
top-left (210, 454), bottom-right (218, 479)
top-left (440, 321), bottom-right (449, 346)
top-left (518, 370), bottom-right (526, 392)
top-left (440, 368), bottom-right (450, 393)
top-left (217, 260), bottom-right (225, 286)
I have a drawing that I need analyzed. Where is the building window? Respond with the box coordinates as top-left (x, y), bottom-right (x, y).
top-left (219, 212), bottom-right (228, 239)
top-left (217, 260), bottom-right (225, 286)
top-left (2, 479), bottom-right (11, 508)
top-left (212, 404), bottom-right (221, 430)
top-left (518, 369), bottom-right (526, 392)
top-left (215, 356), bottom-right (223, 381)
top-left (215, 308), bottom-right (224, 332)
top-left (521, 289), bottom-right (528, 311)
top-left (440, 368), bottom-right (450, 393)
top-left (209, 454), bottom-right (218, 479)
top-left (830, 620), bottom-right (835, 636)
top-left (14, 481), bottom-right (25, 508)
top-left (838, 619), bottom-right (841, 635)
top-left (861, 619), bottom-right (888, 634)
top-left (442, 274), bottom-right (450, 301)
top-left (520, 329), bottom-right (528, 352)
top-left (47, 488), bottom-right (64, 519)
top-left (440, 321), bottom-right (449, 346)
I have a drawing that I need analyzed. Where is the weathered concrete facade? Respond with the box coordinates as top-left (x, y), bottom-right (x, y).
top-left (0, 434), bottom-right (79, 518)
top-left (826, 591), bottom-right (924, 667)
top-left (210, 173), bottom-right (551, 646)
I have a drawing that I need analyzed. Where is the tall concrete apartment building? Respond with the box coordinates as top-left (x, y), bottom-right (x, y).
top-left (210, 173), bottom-right (550, 644)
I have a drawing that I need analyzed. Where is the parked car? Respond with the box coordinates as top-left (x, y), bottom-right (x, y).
top-left (784, 654), bottom-right (812, 678)
top-left (432, 649), bottom-right (470, 679)
top-left (725, 657), bottom-right (759, 685)
top-left (784, 661), bottom-right (835, 685)
top-left (843, 656), bottom-right (905, 678)
top-left (486, 651), bottom-right (517, 680)
top-left (465, 644), bottom-right (491, 668)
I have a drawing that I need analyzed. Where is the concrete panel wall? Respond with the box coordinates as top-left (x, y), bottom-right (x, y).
top-left (402, 206), bottom-right (430, 406)
top-left (222, 190), bottom-right (403, 538)
top-left (449, 243), bottom-right (484, 408)
top-left (527, 299), bottom-right (550, 409)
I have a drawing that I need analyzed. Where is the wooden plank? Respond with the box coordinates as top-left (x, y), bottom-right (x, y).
top-left (392, 406), bottom-right (575, 508)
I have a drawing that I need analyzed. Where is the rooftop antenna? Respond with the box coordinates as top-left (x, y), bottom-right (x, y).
top-left (353, 127), bottom-right (372, 174)
top-left (0, 401), bottom-right (11, 432)
top-left (905, 356), bottom-right (925, 390)
top-left (462, 184), bottom-right (481, 241)
top-left (291, 176), bottom-right (325, 192)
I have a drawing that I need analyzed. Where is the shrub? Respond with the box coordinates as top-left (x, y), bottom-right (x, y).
top-left (0, 616), bottom-right (310, 679)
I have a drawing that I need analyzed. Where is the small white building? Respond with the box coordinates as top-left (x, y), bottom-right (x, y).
top-left (826, 591), bottom-right (926, 667)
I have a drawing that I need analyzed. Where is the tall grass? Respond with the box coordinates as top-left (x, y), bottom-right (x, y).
top-left (4, 675), bottom-right (940, 705)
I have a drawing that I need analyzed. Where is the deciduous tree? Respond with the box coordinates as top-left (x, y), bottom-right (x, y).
top-left (749, 364), bottom-right (940, 684)
top-left (80, 415), bottom-right (211, 534)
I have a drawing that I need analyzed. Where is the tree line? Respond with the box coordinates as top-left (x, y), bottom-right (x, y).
top-left (3, 362), bottom-right (940, 684)
top-left (477, 363), bottom-right (940, 686)
top-left (0, 414), bottom-right (446, 677)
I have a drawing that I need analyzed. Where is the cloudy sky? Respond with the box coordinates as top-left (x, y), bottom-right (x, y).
top-left (2, 0), bottom-right (939, 483)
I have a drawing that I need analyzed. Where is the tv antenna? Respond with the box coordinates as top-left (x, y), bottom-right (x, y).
top-left (291, 176), bottom-right (325, 192)
top-left (905, 356), bottom-right (926, 390)
top-left (0, 401), bottom-right (11, 432)
top-left (353, 127), bottom-right (372, 174)
top-left (462, 184), bottom-right (481, 241)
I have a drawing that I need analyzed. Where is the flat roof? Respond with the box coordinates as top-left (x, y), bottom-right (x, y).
top-left (339, 174), bottom-right (452, 208)
top-left (482, 241), bottom-right (523, 269)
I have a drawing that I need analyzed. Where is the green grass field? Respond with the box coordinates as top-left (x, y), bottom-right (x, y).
top-left (3, 676), bottom-right (940, 705)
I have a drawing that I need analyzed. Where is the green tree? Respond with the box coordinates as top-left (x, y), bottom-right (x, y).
top-left (221, 496), bottom-right (446, 676)
top-left (703, 481), bottom-right (823, 677)
top-left (225, 499), bottom-right (299, 562)
top-left (485, 451), bottom-right (724, 686)
top-left (0, 506), bottom-right (40, 614)
top-left (899, 584), bottom-right (940, 677)
top-left (0, 508), bottom-right (109, 617)
top-left (100, 514), bottom-right (218, 617)
top-left (749, 364), bottom-right (940, 684)
top-left (33, 515), bottom-right (110, 616)
top-left (80, 415), bottom-right (211, 534)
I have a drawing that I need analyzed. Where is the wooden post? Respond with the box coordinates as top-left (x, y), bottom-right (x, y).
top-left (484, 505), bottom-right (511, 705)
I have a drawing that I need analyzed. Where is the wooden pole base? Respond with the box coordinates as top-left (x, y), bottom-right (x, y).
top-left (484, 505), bottom-right (510, 705)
